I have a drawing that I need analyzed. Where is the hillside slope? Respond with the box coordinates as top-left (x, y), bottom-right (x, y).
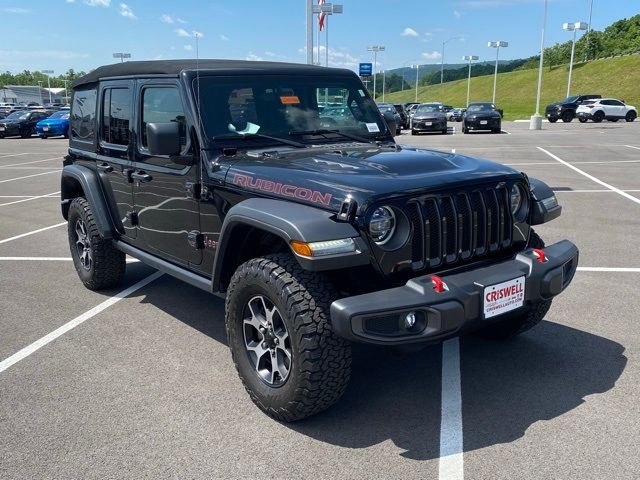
top-left (382, 55), bottom-right (640, 120)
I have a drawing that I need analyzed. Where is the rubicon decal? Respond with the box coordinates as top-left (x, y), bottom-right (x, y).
top-left (232, 174), bottom-right (333, 207)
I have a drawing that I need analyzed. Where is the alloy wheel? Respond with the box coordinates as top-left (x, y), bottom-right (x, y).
top-left (242, 295), bottom-right (292, 387)
top-left (74, 218), bottom-right (92, 271)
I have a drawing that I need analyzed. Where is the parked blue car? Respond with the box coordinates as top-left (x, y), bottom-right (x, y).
top-left (36, 110), bottom-right (70, 139)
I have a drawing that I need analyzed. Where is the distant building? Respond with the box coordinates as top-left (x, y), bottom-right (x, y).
top-left (0, 85), bottom-right (67, 105)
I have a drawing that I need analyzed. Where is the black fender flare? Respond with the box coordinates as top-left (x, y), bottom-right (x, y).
top-left (212, 198), bottom-right (370, 292)
top-left (528, 177), bottom-right (562, 225)
top-left (61, 164), bottom-right (116, 239)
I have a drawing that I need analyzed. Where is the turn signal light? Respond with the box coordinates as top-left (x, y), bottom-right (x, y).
top-left (290, 238), bottom-right (356, 257)
top-left (291, 240), bottom-right (313, 257)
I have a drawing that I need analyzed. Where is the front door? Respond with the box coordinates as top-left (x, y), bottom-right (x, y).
top-left (131, 81), bottom-right (201, 266)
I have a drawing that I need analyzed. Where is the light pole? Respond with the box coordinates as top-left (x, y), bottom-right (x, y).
top-left (306, 0), bottom-right (314, 64)
top-left (531, 0), bottom-right (548, 130)
top-left (441, 37), bottom-right (461, 84)
top-left (112, 52), bottom-right (131, 63)
top-left (37, 81), bottom-right (43, 105)
top-left (488, 41), bottom-right (508, 104)
top-left (412, 64), bottom-right (420, 102)
top-left (563, 22), bottom-right (588, 97)
top-left (314, 3), bottom-right (343, 67)
top-left (462, 55), bottom-right (479, 107)
top-left (41, 69), bottom-right (54, 103)
top-left (585, 0), bottom-right (594, 61)
top-left (368, 45), bottom-right (385, 100)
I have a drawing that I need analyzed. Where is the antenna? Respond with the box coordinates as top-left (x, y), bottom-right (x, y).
top-left (194, 32), bottom-right (202, 131)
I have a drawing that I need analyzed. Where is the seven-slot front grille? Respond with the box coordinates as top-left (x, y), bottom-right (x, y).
top-left (408, 185), bottom-right (513, 269)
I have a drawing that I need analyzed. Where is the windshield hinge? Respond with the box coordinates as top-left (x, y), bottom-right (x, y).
top-left (188, 231), bottom-right (204, 249)
top-left (337, 196), bottom-right (357, 222)
top-left (185, 181), bottom-right (201, 200)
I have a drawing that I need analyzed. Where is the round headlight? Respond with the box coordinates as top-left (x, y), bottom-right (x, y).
top-left (510, 184), bottom-right (529, 220)
top-left (369, 206), bottom-right (396, 245)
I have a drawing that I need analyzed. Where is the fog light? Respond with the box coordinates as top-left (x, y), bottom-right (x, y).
top-left (404, 312), bottom-right (417, 329)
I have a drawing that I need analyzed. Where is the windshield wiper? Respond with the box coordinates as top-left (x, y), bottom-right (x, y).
top-left (288, 129), bottom-right (377, 144)
top-left (212, 133), bottom-right (306, 148)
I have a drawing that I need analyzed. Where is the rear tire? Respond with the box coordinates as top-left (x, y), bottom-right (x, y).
top-left (626, 110), bottom-right (637, 122)
top-left (40, 135), bottom-right (48, 139)
top-left (475, 230), bottom-right (551, 340)
top-left (20, 129), bottom-right (31, 138)
top-left (67, 197), bottom-right (126, 290)
top-left (593, 111), bottom-right (605, 123)
top-left (492, 127), bottom-right (501, 134)
top-left (411, 129), bottom-right (417, 135)
top-left (548, 117), bottom-right (558, 123)
top-left (578, 117), bottom-right (588, 123)
top-left (226, 254), bottom-right (351, 422)
top-left (561, 111), bottom-right (574, 123)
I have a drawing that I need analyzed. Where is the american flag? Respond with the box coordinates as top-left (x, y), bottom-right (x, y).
top-left (318, 0), bottom-right (326, 31)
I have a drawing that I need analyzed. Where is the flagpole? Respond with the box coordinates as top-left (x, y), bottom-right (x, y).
top-left (325, 14), bottom-right (329, 67)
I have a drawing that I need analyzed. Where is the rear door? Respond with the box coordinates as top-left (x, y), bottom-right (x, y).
top-left (131, 80), bottom-right (202, 266)
top-left (97, 81), bottom-right (137, 239)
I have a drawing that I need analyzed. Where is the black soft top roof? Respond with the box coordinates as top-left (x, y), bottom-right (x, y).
top-left (73, 59), bottom-right (353, 88)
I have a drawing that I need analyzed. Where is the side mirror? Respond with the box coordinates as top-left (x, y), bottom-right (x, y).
top-left (147, 122), bottom-right (181, 156)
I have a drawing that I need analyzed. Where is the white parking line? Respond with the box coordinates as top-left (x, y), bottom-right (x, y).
top-left (0, 191), bottom-right (59, 207)
top-left (439, 337), bottom-right (464, 480)
top-left (0, 170), bottom-right (60, 183)
top-left (0, 157), bottom-right (62, 168)
top-left (0, 222), bottom-right (67, 245)
top-left (554, 189), bottom-right (640, 193)
top-left (624, 145), bottom-right (640, 151)
top-left (0, 271), bottom-right (164, 375)
top-left (578, 267), bottom-right (640, 273)
top-left (0, 257), bottom-right (140, 263)
top-left (0, 153), bottom-right (29, 159)
top-left (537, 147), bottom-right (640, 206)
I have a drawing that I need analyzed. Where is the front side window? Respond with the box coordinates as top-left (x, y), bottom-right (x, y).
top-left (101, 88), bottom-right (131, 146)
top-left (141, 87), bottom-right (186, 148)
top-left (196, 75), bottom-right (387, 146)
top-left (70, 87), bottom-right (96, 143)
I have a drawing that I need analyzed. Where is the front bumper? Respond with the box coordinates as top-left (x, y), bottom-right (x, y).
top-left (330, 240), bottom-right (578, 345)
top-left (37, 125), bottom-right (65, 136)
top-left (576, 112), bottom-right (592, 119)
top-left (0, 125), bottom-right (20, 136)
top-left (412, 119), bottom-right (446, 131)
top-left (465, 117), bottom-right (501, 130)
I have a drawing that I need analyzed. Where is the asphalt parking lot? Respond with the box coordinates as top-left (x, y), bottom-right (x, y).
top-left (1, 122), bottom-right (639, 479)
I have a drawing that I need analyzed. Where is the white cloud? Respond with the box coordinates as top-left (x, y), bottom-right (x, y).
top-left (160, 14), bottom-right (174, 23)
top-left (220, 34), bottom-right (230, 41)
top-left (84, 0), bottom-right (110, 6)
top-left (0, 49), bottom-right (89, 60)
top-left (421, 51), bottom-right (443, 61)
top-left (401, 27), bottom-right (419, 37)
top-left (453, 9), bottom-right (462, 18)
top-left (2, 7), bottom-right (31, 13)
top-left (175, 28), bottom-right (191, 37)
top-left (298, 46), bottom-right (360, 68)
top-left (66, 0), bottom-right (76, 3)
top-left (246, 53), bottom-right (264, 61)
top-left (119, 3), bottom-right (136, 19)
top-left (184, 45), bottom-right (194, 51)
top-left (264, 51), bottom-right (276, 57)
top-left (456, 0), bottom-right (538, 7)
top-left (176, 17), bottom-right (187, 24)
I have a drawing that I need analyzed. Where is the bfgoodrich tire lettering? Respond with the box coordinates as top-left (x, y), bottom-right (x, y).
top-left (225, 254), bottom-right (351, 421)
top-left (67, 197), bottom-right (125, 290)
top-left (475, 229), bottom-right (552, 340)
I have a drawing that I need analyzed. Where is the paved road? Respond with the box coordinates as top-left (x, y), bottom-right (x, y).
top-left (0, 122), bottom-right (638, 479)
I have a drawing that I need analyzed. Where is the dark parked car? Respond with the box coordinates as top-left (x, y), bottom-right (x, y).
top-left (377, 103), bottom-right (402, 135)
top-left (394, 104), bottom-right (409, 129)
top-left (462, 102), bottom-right (502, 134)
top-left (451, 107), bottom-right (465, 122)
top-left (61, 60), bottom-right (577, 422)
top-left (545, 94), bottom-right (601, 123)
top-left (0, 110), bottom-right (51, 138)
top-left (411, 103), bottom-right (448, 135)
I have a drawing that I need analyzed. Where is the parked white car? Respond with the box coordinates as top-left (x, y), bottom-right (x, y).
top-left (576, 98), bottom-right (637, 123)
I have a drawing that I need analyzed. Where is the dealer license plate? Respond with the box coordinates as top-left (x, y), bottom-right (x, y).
top-left (480, 120), bottom-right (488, 125)
top-left (0, 127), bottom-right (5, 131)
top-left (425, 122), bottom-right (432, 126)
top-left (483, 276), bottom-right (525, 318)
top-left (43, 126), bottom-right (49, 131)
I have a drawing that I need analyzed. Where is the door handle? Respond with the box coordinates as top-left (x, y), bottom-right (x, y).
top-left (96, 162), bottom-right (113, 173)
top-left (131, 171), bottom-right (152, 183)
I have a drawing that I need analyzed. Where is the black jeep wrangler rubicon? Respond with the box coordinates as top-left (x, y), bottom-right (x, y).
top-left (61, 60), bottom-right (578, 421)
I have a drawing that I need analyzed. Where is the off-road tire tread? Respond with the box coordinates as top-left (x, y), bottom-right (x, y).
top-left (68, 197), bottom-right (125, 290)
top-left (226, 254), bottom-right (351, 422)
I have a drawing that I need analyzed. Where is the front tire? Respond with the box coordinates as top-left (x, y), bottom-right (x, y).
top-left (548, 117), bottom-right (558, 123)
top-left (561, 111), bottom-right (574, 123)
top-left (226, 254), bottom-right (351, 422)
top-left (475, 230), bottom-right (551, 340)
top-left (67, 197), bottom-right (126, 290)
top-left (626, 110), bottom-right (637, 122)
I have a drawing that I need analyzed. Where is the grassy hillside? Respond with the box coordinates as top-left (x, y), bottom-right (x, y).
top-left (382, 55), bottom-right (640, 120)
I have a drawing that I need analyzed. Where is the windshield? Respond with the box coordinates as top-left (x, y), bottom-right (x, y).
top-left (467, 103), bottom-right (496, 112)
top-left (563, 96), bottom-right (580, 103)
top-left (47, 111), bottom-right (70, 120)
top-left (4, 111), bottom-right (29, 121)
top-left (415, 104), bottom-right (442, 114)
top-left (195, 75), bottom-right (387, 145)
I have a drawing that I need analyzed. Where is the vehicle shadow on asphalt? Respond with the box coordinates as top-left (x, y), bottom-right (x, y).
top-left (288, 320), bottom-right (625, 461)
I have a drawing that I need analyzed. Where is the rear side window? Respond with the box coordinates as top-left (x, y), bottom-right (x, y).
top-left (70, 87), bottom-right (97, 143)
top-left (101, 88), bottom-right (131, 146)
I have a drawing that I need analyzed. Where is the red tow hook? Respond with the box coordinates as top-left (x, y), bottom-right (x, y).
top-left (533, 248), bottom-right (547, 263)
top-left (431, 275), bottom-right (447, 293)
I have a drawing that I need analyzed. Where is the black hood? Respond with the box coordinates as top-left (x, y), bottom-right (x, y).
top-left (222, 144), bottom-right (522, 215)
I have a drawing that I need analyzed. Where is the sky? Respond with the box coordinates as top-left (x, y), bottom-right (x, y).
top-left (0, 0), bottom-right (638, 75)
